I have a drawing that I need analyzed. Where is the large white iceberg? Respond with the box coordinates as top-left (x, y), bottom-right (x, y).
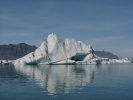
top-left (14, 33), bottom-right (99, 65)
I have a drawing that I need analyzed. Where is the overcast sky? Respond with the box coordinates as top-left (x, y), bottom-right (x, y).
top-left (0, 0), bottom-right (133, 57)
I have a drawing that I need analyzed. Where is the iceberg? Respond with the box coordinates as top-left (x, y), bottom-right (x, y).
top-left (14, 33), bottom-right (98, 65)
top-left (14, 33), bottom-right (132, 65)
top-left (97, 57), bottom-right (131, 64)
top-left (0, 60), bottom-right (13, 64)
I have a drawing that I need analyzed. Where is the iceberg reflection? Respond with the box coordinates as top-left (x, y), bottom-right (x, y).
top-left (15, 64), bottom-right (97, 95)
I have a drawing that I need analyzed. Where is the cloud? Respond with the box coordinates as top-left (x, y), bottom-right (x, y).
top-left (112, 48), bottom-right (133, 57)
top-left (87, 36), bottom-right (126, 53)
top-left (89, 36), bottom-right (124, 44)
top-left (0, 32), bottom-right (34, 36)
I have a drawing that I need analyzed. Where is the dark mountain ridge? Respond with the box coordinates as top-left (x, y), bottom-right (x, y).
top-left (0, 43), bottom-right (37, 60)
top-left (94, 51), bottom-right (119, 59)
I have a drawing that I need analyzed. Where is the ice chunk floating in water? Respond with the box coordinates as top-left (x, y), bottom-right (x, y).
top-left (14, 33), bottom-right (98, 65)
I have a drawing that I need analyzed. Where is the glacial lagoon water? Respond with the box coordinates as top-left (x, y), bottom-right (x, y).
top-left (0, 64), bottom-right (133, 100)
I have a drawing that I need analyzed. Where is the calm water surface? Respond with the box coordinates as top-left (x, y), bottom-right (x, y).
top-left (0, 63), bottom-right (133, 100)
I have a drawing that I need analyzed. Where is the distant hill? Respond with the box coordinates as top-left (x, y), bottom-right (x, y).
top-left (94, 51), bottom-right (119, 59)
top-left (0, 43), bottom-right (37, 60)
top-left (0, 43), bottom-right (119, 60)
